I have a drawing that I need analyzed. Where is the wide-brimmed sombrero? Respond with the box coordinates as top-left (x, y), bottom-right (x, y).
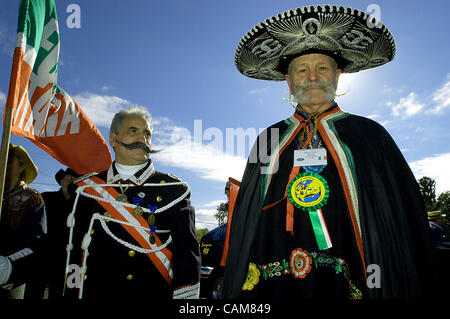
top-left (235, 4), bottom-right (396, 81)
top-left (9, 144), bottom-right (38, 184)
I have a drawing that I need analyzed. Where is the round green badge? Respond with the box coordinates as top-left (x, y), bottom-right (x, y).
top-left (287, 172), bottom-right (329, 211)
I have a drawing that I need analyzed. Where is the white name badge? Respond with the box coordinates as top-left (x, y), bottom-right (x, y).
top-left (294, 148), bottom-right (327, 167)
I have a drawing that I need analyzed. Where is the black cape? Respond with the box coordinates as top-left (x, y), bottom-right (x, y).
top-left (223, 106), bottom-right (439, 299)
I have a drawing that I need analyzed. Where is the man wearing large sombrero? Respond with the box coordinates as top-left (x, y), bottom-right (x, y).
top-left (222, 5), bottom-right (438, 299)
top-left (0, 144), bottom-right (47, 298)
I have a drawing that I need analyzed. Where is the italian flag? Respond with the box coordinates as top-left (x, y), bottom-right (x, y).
top-left (3, 0), bottom-right (111, 175)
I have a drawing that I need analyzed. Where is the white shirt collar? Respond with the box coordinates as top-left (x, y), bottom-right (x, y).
top-left (115, 162), bottom-right (147, 181)
top-left (107, 160), bottom-right (155, 185)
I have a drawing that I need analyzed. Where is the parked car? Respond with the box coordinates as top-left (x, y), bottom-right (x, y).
top-left (200, 223), bottom-right (227, 299)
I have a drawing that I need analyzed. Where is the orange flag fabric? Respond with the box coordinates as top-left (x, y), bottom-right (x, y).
top-left (3, 0), bottom-right (111, 175)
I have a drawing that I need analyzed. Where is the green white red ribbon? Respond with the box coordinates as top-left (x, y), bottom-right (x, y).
top-left (309, 209), bottom-right (332, 250)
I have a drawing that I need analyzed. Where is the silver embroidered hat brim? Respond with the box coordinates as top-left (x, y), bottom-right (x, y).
top-left (235, 4), bottom-right (396, 81)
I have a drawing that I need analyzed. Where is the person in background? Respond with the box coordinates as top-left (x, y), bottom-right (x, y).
top-left (428, 211), bottom-right (445, 243)
top-left (41, 168), bottom-right (79, 298)
top-left (0, 144), bottom-right (46, 299)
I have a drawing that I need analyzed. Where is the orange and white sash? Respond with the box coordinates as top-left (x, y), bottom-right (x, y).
top-left (76, 176), bottom-right (174, 284)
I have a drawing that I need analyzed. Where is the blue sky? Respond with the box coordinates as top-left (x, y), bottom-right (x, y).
top-left (1, 0), bottom-right (449, 230)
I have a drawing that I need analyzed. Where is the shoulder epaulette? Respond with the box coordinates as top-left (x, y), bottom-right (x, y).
top-left (168, 173), bottom-right (182, 182)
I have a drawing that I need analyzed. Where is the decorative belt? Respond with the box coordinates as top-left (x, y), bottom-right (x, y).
top-left (242, 247), bottom-right (362, 299)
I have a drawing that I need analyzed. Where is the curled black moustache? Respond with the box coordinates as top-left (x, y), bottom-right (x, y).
top-left (114, 140), bottom-right (163, 153)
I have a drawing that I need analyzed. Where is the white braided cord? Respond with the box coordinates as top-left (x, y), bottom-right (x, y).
top-left (76, 182), bottom-right (190, 215)
top-left (64, 180), bottom-right (190, 299)
top-left (95, 213), bottom-right (172, 254)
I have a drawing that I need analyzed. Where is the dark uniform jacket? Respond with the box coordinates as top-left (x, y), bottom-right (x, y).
top-left (41, 188), bottom-right (74, 298)
top-left (65, 160), bottom-right (200, 299)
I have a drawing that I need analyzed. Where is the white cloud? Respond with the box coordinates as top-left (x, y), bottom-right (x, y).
top-left (0, 90), bottom-right (6, 104)
top-left (72, 92), bottom-right (247, 183)
top-left (409, 153), bottom-right (450, 195)
top-left (366, 113), bottom-right (380, 120)
top-left (365, 113), bottom-right (391, 127)
top-left (388, 75), bottom-right (450, 117)
top-left (195, 200), bottom-right (230, 230)
top-left (151, 117), bottom-right (181, 146)
top-left (152, 138), bottom-right (247, 182)
top-left (428, 77), bottom-right (450, 114)
top-left (202, 200), bottom-right (225, 208)
top-left (378, 120), bottom-right (391, 127)
top-left (0, 91), bottom-right (6, 114)
top-left (195, 208), bottom-right (220, 230)
top-left (73, 92), bottom-right (140, 127)
top-left (390, 92), bottom-right (424, 118)
top-left (151, 118), bottom-right (248, 183)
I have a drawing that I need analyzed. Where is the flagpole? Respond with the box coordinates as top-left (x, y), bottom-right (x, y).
top-left (0, 47), bottom-right (24, 222)
top-left (0, 108), bottom-right (13, 219)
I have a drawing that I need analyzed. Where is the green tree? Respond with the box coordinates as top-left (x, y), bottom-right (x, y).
top-left (436, 191), bottom-right (450, 215)
top-left (214, 202), bottom-right (228, 226)
top-left (196, 228), bottom-right (209, 242)
top-left (418, 176), bottom-right (437, 212)
top-left (436, 191), bottom-right (450, 239)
